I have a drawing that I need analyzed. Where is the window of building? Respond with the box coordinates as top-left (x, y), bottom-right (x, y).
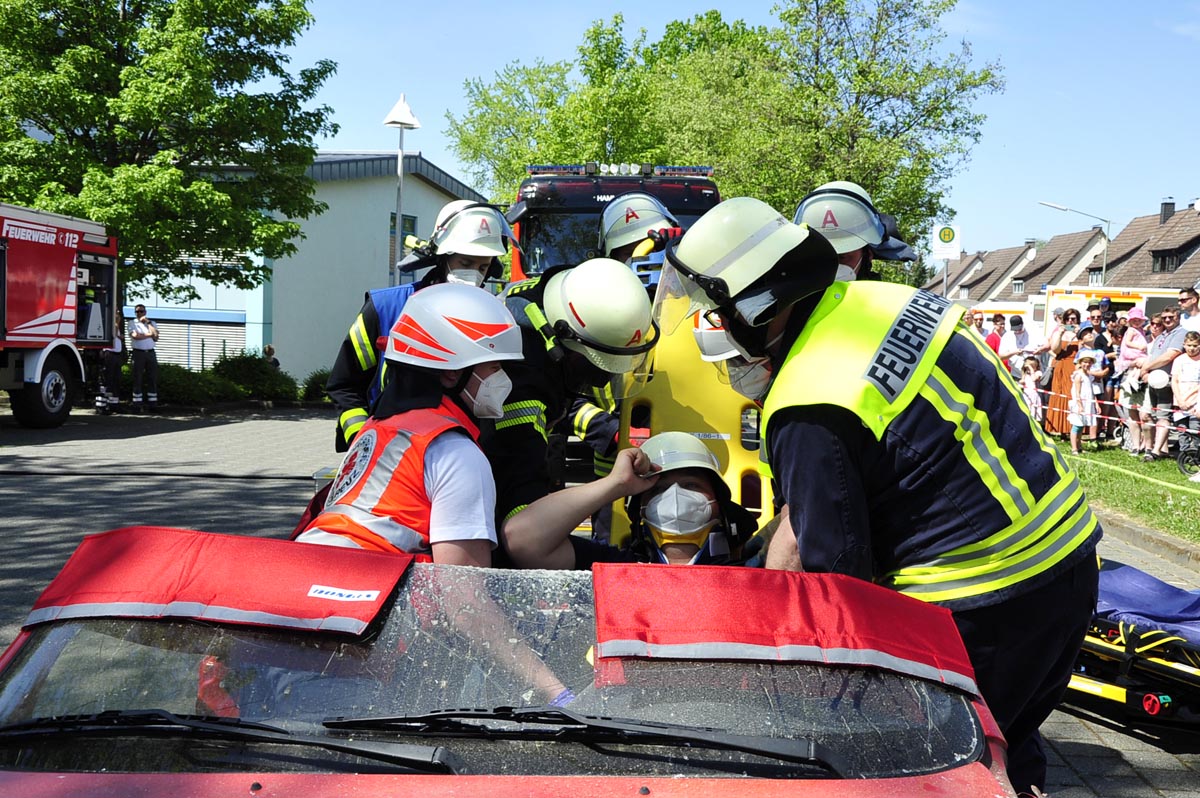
top-left (957, 286), bottom-right (969, 300)
top-left (1152, 252), bottom-right (1179, 273)
top-left (1012, 279), bottom-right (1025, 294)
top-left (1088, 269), bottom-right (1103, 287)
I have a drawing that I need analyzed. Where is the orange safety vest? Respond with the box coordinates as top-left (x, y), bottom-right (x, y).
top-left (299, 397), bottom-right (480, 556)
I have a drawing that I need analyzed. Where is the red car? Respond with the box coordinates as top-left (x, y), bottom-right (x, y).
top-left (0, 526), bottom-right (1015, 796)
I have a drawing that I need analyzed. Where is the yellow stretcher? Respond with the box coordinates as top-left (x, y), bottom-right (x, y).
top-left (1065, 560), bottom-right (1200, 728)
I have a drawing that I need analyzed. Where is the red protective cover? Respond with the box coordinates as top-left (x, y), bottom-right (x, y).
top-left (24, 526), bottom-right (412, 636)
top-left (592, 563), bottom-right (978, 696)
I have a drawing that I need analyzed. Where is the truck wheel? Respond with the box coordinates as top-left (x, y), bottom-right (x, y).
top-left (10, 353), bottom-right (75, 428)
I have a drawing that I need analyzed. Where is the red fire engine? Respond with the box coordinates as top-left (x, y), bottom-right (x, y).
top-left (1, 202), bottom-right (119, 427)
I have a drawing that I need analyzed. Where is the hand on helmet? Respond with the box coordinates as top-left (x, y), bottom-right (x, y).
top-left (609, 447), bottom-right (661, 497)
top-left (648, 227), bottom-right (684, 251)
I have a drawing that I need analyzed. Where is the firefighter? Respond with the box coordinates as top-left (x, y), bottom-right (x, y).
top-left (298, 282), bottom-right (523, 566)
top-left (326, 200), bottom-right (517, 451)
top-left (660, 196), bottom-right (1101, 798)
top-left (504, 431), bottom-right (758, 569)
top-left (566, 193), bottom-right (685, 541)
top-left (598, 192), bottom-right (681, 263)
top-left (793, 180), bottom-right (916, 280)
top-left (490, 257), bottom-right (659, 545)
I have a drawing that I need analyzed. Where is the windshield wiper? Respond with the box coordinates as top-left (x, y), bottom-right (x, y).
top-left (326, 705), bottom-right (846, 777)
top-left (0, 708), bottom-right (463, 774)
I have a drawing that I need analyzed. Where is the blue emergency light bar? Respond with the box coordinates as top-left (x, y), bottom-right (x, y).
top-left (526, 164), bottom-right (589, 175)
top-left (653, 165), bottom-right (714, 177)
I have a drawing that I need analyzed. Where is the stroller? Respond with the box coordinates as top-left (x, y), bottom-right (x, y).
top-left (1178, 422), bottom-right (1200, 478)
top-left (1066, 559), bottom-right (1200, 728)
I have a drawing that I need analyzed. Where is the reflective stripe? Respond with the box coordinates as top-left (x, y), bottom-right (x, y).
top-left (339, 407), bottom-right (369, 442)
top-left (350, 314), bottom-right (376, 371)
top-left (592, 450), bottom-right (615, 477)
top-left (959, 329), bottom-right (1072, 478)
top-left (894, 474), bottom-right (1081, 571)
top-left (25, 600), bottom-right (371, 635)
top-left (294, 529), bottom-right (364, 549)
top-left (356, 430), bottom-right (416, 507)
top-left (497, 400), bottom-right (547, 438)
top-left (504, 504), bottom-right (528, 522)
top-left (885, 486), bottom-right (1098, 603)
top-left (705, 217), bottom-right (788, 281)
top-left (573, 403), bottom-right (603, 437)
top-left (314, 504), bottom-right (429, 554)
top-left (921, 368), bottom-right (1035, 519)
top-left (596, 639), bottom-right (977, 696)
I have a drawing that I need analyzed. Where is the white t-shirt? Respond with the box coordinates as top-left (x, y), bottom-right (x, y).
top-left (424, 432), bottom-right (498, 547)
top-left (998, 329), bottom-right (1043, 372)
top-left (128, 318), bottom-right (157, 350)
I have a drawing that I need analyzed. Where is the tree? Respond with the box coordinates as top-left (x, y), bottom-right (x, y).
top-left (445, 2), bottom-right (1003, 282)
top-left (0, 0), bottom-right (337, 299)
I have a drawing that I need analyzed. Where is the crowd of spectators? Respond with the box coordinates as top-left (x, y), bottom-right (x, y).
top-left (968, 287), bottom-right (1200, 479)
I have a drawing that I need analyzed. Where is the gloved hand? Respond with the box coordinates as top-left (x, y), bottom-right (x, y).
top-left (549, 688), bottom-right (577, 707)
top-left (648, 226), bottom-right (684, 251)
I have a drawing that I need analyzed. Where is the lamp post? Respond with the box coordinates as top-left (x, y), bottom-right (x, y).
top-left (384, 95), bottom-right (421, 286)
top-left (1038, 201), bottom-right (1111, 285)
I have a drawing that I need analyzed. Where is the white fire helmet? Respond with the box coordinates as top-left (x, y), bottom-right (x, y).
top-left (657, 196), bottom-right (837, 335)
top-left (429, 201), bottom-right (516, 258)
top-left (599, 193), bottom-right (680, 258)
top-left (385, 283), bottom-right (523, 370)
top-left (541, 258), bottom-right (659, 375)
top-left (793, 181), bottom-right (886, 255)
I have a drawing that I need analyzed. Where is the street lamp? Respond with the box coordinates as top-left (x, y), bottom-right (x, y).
top-left (1038, 200), bottom-right (1111, 284)
top-left (384, 95), bottom-right (421, 286)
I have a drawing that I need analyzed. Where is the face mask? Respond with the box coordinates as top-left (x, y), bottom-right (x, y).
top-left (643, 483), bottom-right (718, 549)
top-left (724, 356), bottom-right (773, 401)
top-left (461, 368), bottom-right (511, 419)
top-left (835, 264), bottom-right (857, 282)
top-left (446, 268), bottom-right (486, 287)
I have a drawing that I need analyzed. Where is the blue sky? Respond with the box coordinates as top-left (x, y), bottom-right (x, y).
top-left (288, 1), bottom-right (1200, 257)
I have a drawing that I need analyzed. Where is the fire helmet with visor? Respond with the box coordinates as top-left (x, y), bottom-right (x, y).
top-left (541, 258), bottom-right (659, 394)
top-left (794, 181), bottom-right (916, 263)
top-left (599, 192), bottom-right (680, 258)
top-left (657, 197), bottom-right (838, 357)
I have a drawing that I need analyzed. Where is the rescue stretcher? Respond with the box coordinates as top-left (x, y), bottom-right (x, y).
top-left (1066, 559), bottom-right (1200, 728)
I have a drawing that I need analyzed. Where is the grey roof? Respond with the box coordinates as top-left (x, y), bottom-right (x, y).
top-left (967, 246), bottom-right (1032, 301)
top-left (308, 151), bottom-right (485, 203)
top-left (993, 230), bottom-right (1099, 301)
top-left (923, 251), bottom-right (983, 295)
top-left (1103, 204), bottom-right (1200, 289)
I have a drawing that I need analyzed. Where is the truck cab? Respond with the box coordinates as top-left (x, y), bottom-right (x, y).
top-left (505, 163), bottom-right (721, 280)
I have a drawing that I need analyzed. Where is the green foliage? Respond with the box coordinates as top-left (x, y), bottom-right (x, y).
top-left (1064, 443), bottom-right (1200, 545)
top-left (302, 368), bottom-right (331, 402)
top-left (121, 362), bottom-right (246, 405)
top-left (0, 0), bottom-right (337, 301)
top-left (444, 1), bottom-right (1004, 271)
top-left (211, 351), bottom-right (299, 402)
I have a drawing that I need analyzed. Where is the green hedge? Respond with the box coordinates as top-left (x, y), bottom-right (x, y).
top-left (303, 368), bottom-right (331, 402)
top-left (117, 350), bottom-right (300, 405)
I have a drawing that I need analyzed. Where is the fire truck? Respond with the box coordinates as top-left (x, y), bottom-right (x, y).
top-left (505, 162), bottom-right (721, 280)
top-left (1, 202), bottom-right (119, 427)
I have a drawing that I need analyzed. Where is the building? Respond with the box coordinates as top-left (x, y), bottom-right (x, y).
top-left (128, 151), bottom-right (485, 381)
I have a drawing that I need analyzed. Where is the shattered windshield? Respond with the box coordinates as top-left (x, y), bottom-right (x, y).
top-left (520, 212), bottom-right (706, 275)
top-left (0, 564), bottom-right (982, 778)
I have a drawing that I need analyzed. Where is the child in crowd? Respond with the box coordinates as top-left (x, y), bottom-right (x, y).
top-left (1068, 350), bottom-right (1098, 454)
top-left (1020, 356), bottom-right (1044, 422)
top-left (1172, 331), bottom-right (1200, 452)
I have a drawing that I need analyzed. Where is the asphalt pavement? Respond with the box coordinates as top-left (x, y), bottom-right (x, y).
top-left (1, 405), bottom-right (1198, 796)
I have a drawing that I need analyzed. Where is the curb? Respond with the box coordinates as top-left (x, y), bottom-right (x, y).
top-left (1096, 509), bottom-right (1200, 568)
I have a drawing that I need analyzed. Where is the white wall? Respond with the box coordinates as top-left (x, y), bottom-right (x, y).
top-left (269, 175), bottom-right (456, 380)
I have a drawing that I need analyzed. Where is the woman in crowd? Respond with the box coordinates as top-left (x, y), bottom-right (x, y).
top-left (1045, 308), bottom-right (1083, 435)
